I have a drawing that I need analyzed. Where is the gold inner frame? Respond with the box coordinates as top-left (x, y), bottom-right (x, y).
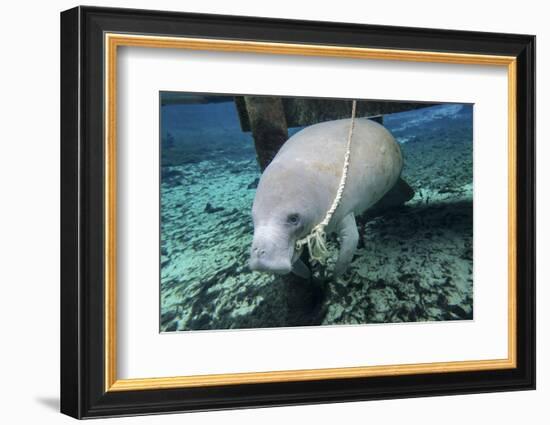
top-left (104, 33), bottom-right (518, 392)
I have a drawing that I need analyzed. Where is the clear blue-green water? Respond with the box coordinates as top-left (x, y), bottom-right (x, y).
top-left (160, 96), bottom-right (473, 332)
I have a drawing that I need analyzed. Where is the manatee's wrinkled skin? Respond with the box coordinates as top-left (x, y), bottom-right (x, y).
top-left (249, 118), bottom-right (403, 278)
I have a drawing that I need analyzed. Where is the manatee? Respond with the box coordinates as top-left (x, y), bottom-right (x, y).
top-left (249, 118), bottom-right (412, 278)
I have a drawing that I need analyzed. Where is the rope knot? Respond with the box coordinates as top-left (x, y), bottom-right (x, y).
top-left (295, 224), bottom-right (330, 264)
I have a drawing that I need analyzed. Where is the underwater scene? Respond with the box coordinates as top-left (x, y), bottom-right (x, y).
top-left (160, 93), bottom-right (473, 332)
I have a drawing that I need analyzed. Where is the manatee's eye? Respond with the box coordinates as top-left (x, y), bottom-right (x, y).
top-left (287, 213), bottom-right (300, 225)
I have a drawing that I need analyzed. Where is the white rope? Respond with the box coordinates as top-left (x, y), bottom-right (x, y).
top-left (295, 100), bottom-right (357, 263)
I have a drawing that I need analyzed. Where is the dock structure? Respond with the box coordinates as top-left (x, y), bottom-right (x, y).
top-left (235, 96), bottom-right (438, 170)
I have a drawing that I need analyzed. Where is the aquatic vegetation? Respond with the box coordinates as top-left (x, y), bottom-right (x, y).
top-left (160, 97), bottom-right (473, 332)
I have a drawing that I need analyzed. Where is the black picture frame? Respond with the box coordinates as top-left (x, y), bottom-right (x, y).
top-left (60, 5), bottom-right (535, 419)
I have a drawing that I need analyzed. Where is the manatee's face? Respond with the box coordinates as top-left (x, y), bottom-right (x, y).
top-left (249, 171), bottom-right (318, 275)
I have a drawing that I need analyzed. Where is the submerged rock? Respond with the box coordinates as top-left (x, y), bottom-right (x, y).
top-left (247, 177), bottom-right (259, 189)
top-left (204, 202), bottom-right (225, 214)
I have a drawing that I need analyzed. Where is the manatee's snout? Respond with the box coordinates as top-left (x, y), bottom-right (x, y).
top-left (249, 228), bottom-right (293, 275)
top-left (249, 243), bottom-right (292, 274)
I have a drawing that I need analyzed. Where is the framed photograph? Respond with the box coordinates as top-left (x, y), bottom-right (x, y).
top-left (60, 6), bottom-right (535, 419)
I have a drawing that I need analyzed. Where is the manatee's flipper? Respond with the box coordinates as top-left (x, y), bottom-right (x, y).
top-left (292, 259), bottom-right (311, 280)
top-left (370, 177), bottom-right (414, 213)
top-left (334, 213), bottom-right (359, 277)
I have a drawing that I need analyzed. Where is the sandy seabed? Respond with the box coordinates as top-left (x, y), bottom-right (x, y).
top-left (160, 113), bottom-right (473, 332)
